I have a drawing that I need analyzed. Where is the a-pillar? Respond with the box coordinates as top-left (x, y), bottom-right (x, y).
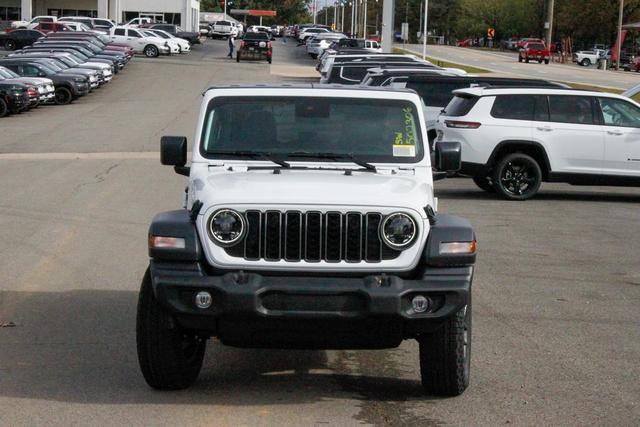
top-left (20, 0), bottom-right (32, 21)
top-left (97, 0), bottom-right (108, 18)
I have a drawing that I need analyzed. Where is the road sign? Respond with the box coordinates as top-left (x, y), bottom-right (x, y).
top-left (401, 22), bottom-right (409, 42)
top-left (487, 27), bottom-right (495, 38)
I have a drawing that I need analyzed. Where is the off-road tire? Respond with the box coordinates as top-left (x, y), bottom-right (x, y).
top-left (54, 87), bottom-right (73, 105)
top-left (492, 152), bottom-right (542, 200)
top-left (419, 295), bottom-right (472, 396)
top-left (144, 45), bottom-right (159, 58)
top-left (136, 268), bottom-right (206, 390)
top-left (0, 98), bottom-right (8, 117)
top-left (472, 175), bottom-right (495, 193)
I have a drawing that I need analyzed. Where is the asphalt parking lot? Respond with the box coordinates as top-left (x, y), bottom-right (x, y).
top-left (1, 39), bottom-right (639, 426)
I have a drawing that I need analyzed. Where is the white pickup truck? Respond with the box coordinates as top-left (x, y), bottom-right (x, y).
top-left (209, 20), bottom-right (237, 39)
top-left (573, 49), bottom-right (606, 67)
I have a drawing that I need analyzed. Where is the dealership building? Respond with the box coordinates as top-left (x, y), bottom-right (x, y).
top-left (0, 0), bottom-right (200, 31)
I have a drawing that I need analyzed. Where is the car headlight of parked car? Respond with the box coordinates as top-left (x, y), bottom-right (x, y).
top-left (74, 77), bottom-right (86, 83)
top-left (380, 213), bottom-right (417, 249)
top-left (207, 209), bottom-right (246, 246)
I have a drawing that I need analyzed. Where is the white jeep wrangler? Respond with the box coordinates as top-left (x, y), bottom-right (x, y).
top-left (137, 86), bottom-right (477, 396)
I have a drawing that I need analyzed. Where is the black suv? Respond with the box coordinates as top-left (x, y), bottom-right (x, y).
top-left (0, 29), bottom-right (44, 51)
top-left (0, 80), bottom-right (30, 117)
top-left (0, 59), bottom-right (89, 105)
top-left (150, 24), bottom-right (200, 45)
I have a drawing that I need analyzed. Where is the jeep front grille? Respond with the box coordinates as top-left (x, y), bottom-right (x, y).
top-left (224, 211), bottom-right (400, 263)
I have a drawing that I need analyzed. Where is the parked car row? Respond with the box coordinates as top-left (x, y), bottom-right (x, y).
top-left (1, 24), bottom-right (199, 58)
top-left (309, 43), bottom-right (640, 199)
top-left (0, 30), bottom-right (134, 117)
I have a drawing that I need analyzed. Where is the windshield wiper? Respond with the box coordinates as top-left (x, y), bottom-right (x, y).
top-left (288, 152), bottom-right (376, 171)
top-left (208, 150), bottom-right (291, 168)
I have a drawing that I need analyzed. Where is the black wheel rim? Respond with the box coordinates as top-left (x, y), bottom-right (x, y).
top-left (500, 160), bottom-right (537, 196)
top-left (55, 90), bottom-right (69, 104)
top-left (6, 41), bottom-right (15, 50)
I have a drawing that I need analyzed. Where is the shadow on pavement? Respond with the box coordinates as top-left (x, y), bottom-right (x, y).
top-left (0, 289), bottom-right (425, 406)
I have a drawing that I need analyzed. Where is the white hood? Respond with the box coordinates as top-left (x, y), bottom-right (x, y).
top-left (190, 164), bottom-right (433, 218)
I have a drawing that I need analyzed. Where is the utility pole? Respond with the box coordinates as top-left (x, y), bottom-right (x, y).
top-left (325, 0), bottom-right (328, 25)
top-left (617, 0), bottom-right (624, 70)
top-left (545, 0), bottom-right (554, 51)
top-left (381, 0), bottom-right (394, 52)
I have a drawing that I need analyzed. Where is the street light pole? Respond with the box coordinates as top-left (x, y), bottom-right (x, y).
top-left (617, 0), bottom-right (624, 70)
top-left (422, 0), bottom-right (428, 59)
top-left (363, 0), bottom-right (368, 38)
top-left (381, 0), bottom-right (394, 52)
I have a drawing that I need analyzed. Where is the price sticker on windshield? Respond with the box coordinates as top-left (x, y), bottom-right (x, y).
top-left (393, 107), bottom-right (417, 157)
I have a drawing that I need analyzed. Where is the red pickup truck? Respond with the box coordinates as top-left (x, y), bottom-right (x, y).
top-left (518, 42), bottom-right (550, 64)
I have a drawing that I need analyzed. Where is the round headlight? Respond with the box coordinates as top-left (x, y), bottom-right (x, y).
top-left (380, 213), bottom-right (417, 249)
top-left (208, 209), bottom-right (245, 246)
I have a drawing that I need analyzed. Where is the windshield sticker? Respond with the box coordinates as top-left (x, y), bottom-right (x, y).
top-left (393, 108), bottom-right (418, 157)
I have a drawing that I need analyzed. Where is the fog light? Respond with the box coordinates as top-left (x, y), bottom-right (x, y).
top-left (195, 291), bottom-right (212, 309)
top-left (412, 295), bottom-right (430, 313)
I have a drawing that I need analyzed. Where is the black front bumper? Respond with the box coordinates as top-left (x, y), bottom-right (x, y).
top-left (150, 261), bottom-right (473, 349)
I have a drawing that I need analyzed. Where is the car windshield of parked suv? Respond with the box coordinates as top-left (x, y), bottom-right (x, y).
top-left (201, 96), bottom-right (424, 163)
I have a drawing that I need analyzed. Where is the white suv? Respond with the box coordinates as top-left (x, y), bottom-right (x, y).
top-left (137, 85), bottom-right (477, 396)
top-left (435, 87), bottom-right (640, 200)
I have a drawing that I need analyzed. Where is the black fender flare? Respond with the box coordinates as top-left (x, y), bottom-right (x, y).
top-left (487, 140), bottom-right (552, 175)
top-left (148, 210), bottom-right (203, 262)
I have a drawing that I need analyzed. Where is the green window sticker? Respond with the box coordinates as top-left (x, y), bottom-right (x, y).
top-left (393, 107), bottom-right (418, 157)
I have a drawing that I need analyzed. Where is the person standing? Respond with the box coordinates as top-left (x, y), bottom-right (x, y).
top-left (227, 32), bottom-right (236, 59)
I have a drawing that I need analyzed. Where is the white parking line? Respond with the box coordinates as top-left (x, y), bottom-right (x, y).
top-left (0, 152), bottom-right (159, 160)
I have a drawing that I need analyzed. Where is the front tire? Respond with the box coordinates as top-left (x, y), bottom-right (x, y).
top-left (54, 87), bottom-right (73, 105)
top-left (419, 296), bottom-right (472, 396)
top-left (581, 58), bottom-right (591, 67)
top-left (472, 175), bottom-right (495, 193)
top-left (0, 98), bottom-right (8, 117)
top-left (136, 268), bottom-right (206, 390)
top-left (144, 45), bottom-right (159, 58)
top-left (492, 153), bottom-right (542, 200)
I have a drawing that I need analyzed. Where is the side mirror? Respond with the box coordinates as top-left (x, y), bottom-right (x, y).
top-left (160, 136), bottom-right (189, 176)
top-left (435, 141), bottom-right (462, 173)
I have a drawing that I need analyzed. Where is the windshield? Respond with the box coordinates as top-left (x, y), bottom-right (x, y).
top-left (153, 31), bottom-right (170, 39)
top-left (38, 64), bottom-right (56, 75)
top-left (200, 96), bottom-right (424, 163)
